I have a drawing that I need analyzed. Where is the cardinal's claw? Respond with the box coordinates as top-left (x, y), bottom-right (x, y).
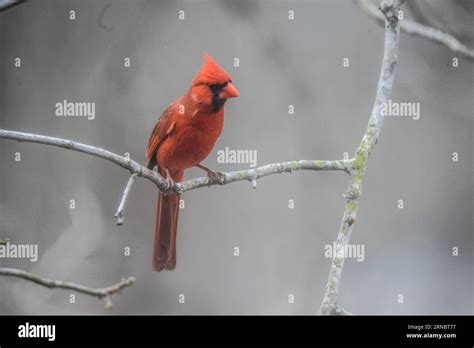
top-left (166, 177), bottom-right (175, 187)
top-left (195, 163), bottom-right (225, 184)
top-left (163, 169), bottom-right (175, 188)
top-left (206, 170), bottom-right (225, 183)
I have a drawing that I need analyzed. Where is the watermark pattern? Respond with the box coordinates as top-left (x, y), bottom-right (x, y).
top-left (217, 147), bottom-right (257, 167)
top-left (381, 100), bottom-right (420, 120)
top-left (18, 322), bottom-right (55, 342)
top-left (0, 242), bottom-right (38, 262)
top-left (324, 242), bottom-right (365, 262)
top-left (55, 99), bottom-right (96, 120)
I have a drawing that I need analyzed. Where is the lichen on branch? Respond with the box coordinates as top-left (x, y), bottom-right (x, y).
top-left (319, 0), bottom-right (404, 315)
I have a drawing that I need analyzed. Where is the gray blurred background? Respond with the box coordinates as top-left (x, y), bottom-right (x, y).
top-left (0, 0), bottom-right (472, 315)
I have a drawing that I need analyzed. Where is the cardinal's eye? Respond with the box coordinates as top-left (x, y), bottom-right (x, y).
top-left (208, 81), bottom-right (229, 91)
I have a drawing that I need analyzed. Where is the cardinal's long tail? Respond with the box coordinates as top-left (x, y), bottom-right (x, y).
top-left (153, 169), bottom-right (183, 272)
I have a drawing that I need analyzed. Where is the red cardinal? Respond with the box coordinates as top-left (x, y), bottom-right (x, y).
top-left (146, 53), bottom-right (239, 271)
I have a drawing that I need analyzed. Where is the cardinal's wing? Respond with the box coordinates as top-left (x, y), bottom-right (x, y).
top-left (145, 103), bottom-right (177, 169)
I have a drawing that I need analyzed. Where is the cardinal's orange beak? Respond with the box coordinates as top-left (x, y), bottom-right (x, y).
top-left (220, 82), bottom-right (240, 99)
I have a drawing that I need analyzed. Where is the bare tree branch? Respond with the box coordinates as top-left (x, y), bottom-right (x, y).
top-left (0, 267), bottom-right (135, 308)
top-left (0, 0), bottom-right (25, 12)
top-left (176, 159), bottom-right (352, 192)
top-left (319, 0), bottom-right (404, 315)
top-left (355, 0), bottom-right (474, 60)
top-left (406, 0), bottom-right (473, 42)
top-left (0, 129), bottom-right (170, 190)
top-left (0, 129), bottom-right (352, 197)
top-left (115, 173), bottom-right (137, 225)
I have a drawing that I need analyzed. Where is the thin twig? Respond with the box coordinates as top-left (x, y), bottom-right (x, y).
top-left (355, 0), bottom-right (474, 60)
top-left (319, 0), bottom-right (404, 315)
top-left (0, 268), bottom-right (135, 308)
top-left (115, 173), bottom-right (138, 225)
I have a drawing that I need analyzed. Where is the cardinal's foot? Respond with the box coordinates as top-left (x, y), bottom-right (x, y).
top-left (195, 164), bottom-right (225, 184)
top-left (206, 170), bottom-right (225, 184)
top-left (166, 177), bottom-right (175, 187)
top-left (163, 169), bottom-right (175, 188)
